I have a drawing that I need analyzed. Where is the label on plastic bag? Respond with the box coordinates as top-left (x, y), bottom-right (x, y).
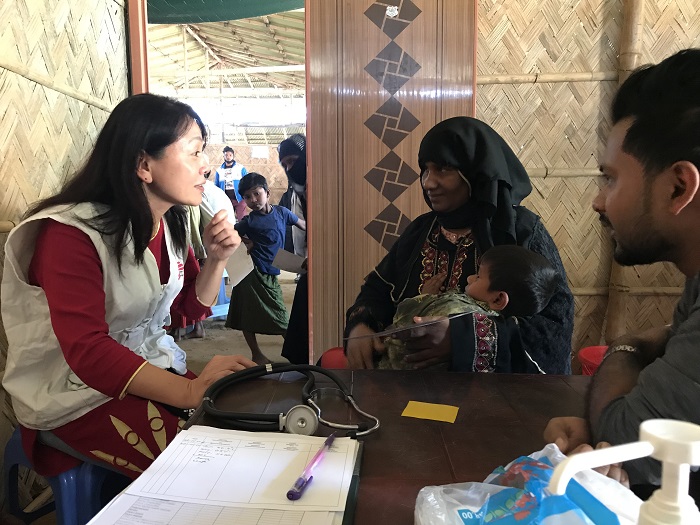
top-left (456, 508), bottom-right (484, 523)
top-left (457, 488), bottom-right (537, 524)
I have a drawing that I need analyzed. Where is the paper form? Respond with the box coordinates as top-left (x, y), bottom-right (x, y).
top-left (272, 249), bottom-right (307, 274)
top-left (87, 493), bottom-right (344, 525)
top-left (125, 426), bottom-right (358, 513)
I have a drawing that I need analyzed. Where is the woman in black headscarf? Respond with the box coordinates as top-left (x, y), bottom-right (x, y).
top-left (344, 117), bottom-right (574, 373)
top-left (277, 134), bottom-right (310, 364)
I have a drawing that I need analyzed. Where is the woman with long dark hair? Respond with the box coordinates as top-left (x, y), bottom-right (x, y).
top-left (2, 93), bottom-right (255, 479)
top-left (345, 117), bottom-right (574, 374)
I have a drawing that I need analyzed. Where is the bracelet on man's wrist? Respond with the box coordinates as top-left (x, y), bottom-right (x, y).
top-left (601, 344), bottom-right (638, 364)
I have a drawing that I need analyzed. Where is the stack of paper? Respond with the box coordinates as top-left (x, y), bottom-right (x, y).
top-left (88, 426), bottom-right (360, 525)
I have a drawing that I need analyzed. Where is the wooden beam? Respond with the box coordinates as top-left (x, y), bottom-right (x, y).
top-left (604, 0), bottom-right (646, 344)
top-left (127, 0), bottom-right (149, 94)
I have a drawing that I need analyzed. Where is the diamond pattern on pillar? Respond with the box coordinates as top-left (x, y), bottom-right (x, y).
top-left (362, 0), bottom-right (422, 249)
top-left (364, 97), bottom-right (420, 149)
top-left (365, 42), bottom-right (421, 95)
top-left (365, 151), bottom-right (420, 201)
top-left (364, 0), bottom-right (422, 39)
top-left (364, 204), bottom-right (413, 251)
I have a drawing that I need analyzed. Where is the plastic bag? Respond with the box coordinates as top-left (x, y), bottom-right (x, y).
top-left (415, 444), bottom-right (642, 525)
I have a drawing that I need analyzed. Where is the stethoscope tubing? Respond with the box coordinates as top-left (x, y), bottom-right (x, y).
top-left (201, 363), bottom-right (379, 436)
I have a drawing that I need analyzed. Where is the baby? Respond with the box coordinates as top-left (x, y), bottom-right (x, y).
top-left (377, 245), bottom-right (560, 369)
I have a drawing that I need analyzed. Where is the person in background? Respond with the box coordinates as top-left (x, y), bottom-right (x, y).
top-left (277, 133), bottom-right (308, 261)
top-left (214, 145), bottom-right (248, 221)
top-left (379, 245), bottom-right (560, 370)
top-left (277, 134), bottom-right (310, 364)
top-left (202, 167), bottom-right (236, 227)
top-left (225, 173), bottom-right (306, 364)
top-left (166, 202), bottom-right (208, 341)
top-left (544, 48), bottom-right (700, 497)
top-left (344, 117), bottom-right (574, 373)
top-left (166, 166), bottom-right (238, 342)
top-left (1, 93), bottom-right (256, 480)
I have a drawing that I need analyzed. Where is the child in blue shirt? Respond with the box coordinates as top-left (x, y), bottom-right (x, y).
top-left (225, 173), bottom-right (306, 364)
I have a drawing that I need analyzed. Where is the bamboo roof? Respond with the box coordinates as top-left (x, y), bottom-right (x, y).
top-left (147, 10), bottom-right (306, 145)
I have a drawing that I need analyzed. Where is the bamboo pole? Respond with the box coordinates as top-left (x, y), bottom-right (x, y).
top-left (527, 168), bottom-right (600, 178)
top-left (0, 221), bottom-right (17, 233)
top-left (0, 59), bottom-right (111, 111)
top-left (477, 71), bottom-right (618, 85)
top-left (604, 0), bottom-right (645, 343)
top-left (573, 287), bottom-right (683, 297)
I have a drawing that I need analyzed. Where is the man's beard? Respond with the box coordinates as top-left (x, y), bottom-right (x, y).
top-left (601, 214), bottom-right (674, 266)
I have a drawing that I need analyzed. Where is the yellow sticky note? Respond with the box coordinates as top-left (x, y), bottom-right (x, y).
top-left (401, 401), bottom-right (459, 423)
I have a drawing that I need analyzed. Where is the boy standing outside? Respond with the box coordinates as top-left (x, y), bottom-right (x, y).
top-left (225, 173), bottom-right (306, 364)
top-left (214, 146), bottom-right (248, 221)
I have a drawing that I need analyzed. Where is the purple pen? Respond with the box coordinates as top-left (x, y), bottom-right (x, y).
top-left (287, 433), bottom-right (336, 500)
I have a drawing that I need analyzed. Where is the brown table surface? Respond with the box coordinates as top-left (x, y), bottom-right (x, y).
top-left (187, 370), bottom-right (590, 524)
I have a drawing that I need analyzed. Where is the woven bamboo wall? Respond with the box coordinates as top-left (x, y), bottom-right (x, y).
top-left (0, 0), bottom-right (129, 512)
top-left (604, 0), bottom-right (700, 343)
top-left (475, 0), bottom-right (699, 371)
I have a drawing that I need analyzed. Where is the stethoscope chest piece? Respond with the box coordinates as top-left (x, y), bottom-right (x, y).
top-left (282, 405), bottom-right (319, 436)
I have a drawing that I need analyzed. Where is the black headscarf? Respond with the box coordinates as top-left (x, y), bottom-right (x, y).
top-left (278, 133), bottom-right (307, 186)
top-left (418, 117), bottom-right (533, 250)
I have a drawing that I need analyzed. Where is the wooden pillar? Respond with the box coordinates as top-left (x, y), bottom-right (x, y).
top-left (307, 0), bottom-right (477, 360)
top-left (604, 0), bottom-right (645, 343)
top-left (127, 0), bottom-right (149, 94)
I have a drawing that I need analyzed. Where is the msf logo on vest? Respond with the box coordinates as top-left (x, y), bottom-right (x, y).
top-left (177, 261), bottom-right (184, 281)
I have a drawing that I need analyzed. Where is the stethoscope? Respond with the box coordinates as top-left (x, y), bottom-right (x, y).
top-left (201, 363), bottom-right (380, 438)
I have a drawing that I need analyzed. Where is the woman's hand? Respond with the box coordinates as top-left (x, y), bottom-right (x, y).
top-left (543, 416), bottom-right (591, 454)
top-left (346, 323), bottom-right (386, 369)
top-left (186, 355), bottom-right (256, 406)
top-left (421, 272), bottom-right (448, 294)
top-left (399, 316), bottom-right (451, 369)
top-left (202, 210), bottom-right (241, 261)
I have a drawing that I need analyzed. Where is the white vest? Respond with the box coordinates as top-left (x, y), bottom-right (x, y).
top-left (2, 203), bottom-right (188, 430)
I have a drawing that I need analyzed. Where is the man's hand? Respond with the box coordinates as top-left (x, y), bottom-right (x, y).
top-left (346, 323), bottom-right (386, 369)
top-left (241, 238), bottom-right (254, 255)
top-left (202, 210), bottom-right (241, 261)
top-left (398, 316), bottom-right (451, 369)
top-left (570, 442), bottom-right (630, 488)
top-left (544, 416), bottom-right (591, 454)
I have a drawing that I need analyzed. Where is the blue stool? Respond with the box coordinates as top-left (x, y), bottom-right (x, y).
top-left (209, 277), bottom-right (230, 319)
top-left (4, 427), bottom-right (130, 525)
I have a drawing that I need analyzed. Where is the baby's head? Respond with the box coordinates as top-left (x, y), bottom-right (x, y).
top-left (466, 245), bottom-right (559, 317)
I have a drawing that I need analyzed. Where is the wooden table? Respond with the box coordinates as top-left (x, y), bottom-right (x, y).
top-left (188, 370), bottom-right (590, 524)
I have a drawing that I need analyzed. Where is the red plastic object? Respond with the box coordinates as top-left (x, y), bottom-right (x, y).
top-left (578, 345), bottom-right (608, 375)
top-left (320, 347), bottom-right (348, 369)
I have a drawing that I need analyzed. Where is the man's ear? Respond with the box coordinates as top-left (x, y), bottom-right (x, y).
top-left (491, 291), bottom-right (509, 311)
top-left (136, 153), bottom-right (152, 184)
top-left (667, 160), bottom-right (700, 215)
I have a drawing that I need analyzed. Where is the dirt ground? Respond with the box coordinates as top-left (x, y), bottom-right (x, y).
top-left (177, 271), bottom-right (299, 374)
